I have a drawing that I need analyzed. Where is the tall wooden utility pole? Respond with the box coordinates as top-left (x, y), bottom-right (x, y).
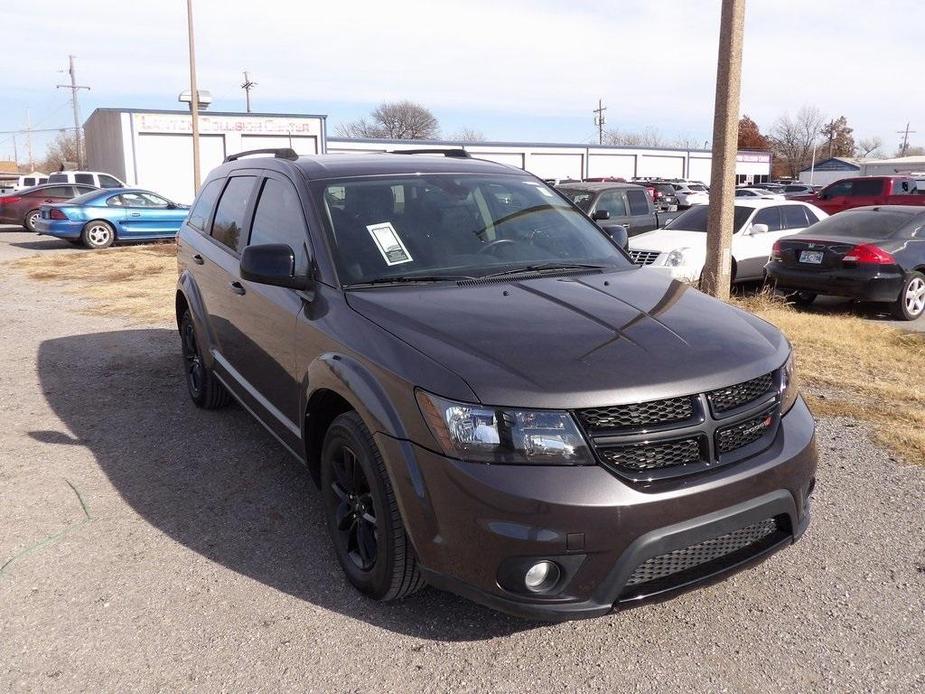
top-left (186, 0), bottom-right (202, 191)
top-left (701, 0), bottom-right (746, 300)
top-left (56, 55), bottom-right (90, 168)
top-left (896, 122), bottom-right (916, 157)
top-left (241, 71), bottom-right (257, 113)
top-left (593, 99), bottom-right (607, 145)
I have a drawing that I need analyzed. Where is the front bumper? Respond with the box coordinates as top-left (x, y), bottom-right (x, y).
top-left (34, 217), bottom-right (83, 238)
top-left (377, 396), bottom-right (817, 620)
top-left (766, 262), bottom-right (904, 303)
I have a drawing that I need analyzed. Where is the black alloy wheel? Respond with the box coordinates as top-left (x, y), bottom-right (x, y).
top-left (179, 310), bottom-right (231, 409)
top-left (329, 443), bottom-right (378, 571)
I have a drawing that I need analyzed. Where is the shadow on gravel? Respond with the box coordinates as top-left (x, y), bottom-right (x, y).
top-left (10, 238), bottom-right (78, 251)
top-left (35, 328), bottom-right (537, 642)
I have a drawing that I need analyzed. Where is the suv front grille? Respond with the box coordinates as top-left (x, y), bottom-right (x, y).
top-left (628, 250), bottom-right (660, 266)
top-left (577, 370), bottom-right (780, 481)
top-left (624, 517), bottom-right (779, 587)
top-left (577, 397), bottom-right (694, 432)
top-left (707, 372), bottom-right (774, 413)
top-left (716, 407), bottom-right (775, 454)
top-left (598, 437), bottom-right (702, 472)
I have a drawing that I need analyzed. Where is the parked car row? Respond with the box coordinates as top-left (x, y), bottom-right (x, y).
top-left (791, 175), bottom-right (925, 215)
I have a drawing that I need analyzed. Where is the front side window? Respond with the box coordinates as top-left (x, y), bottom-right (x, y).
top-left (824, 180), bottom-right (852, 197)
top-left (316, 174), bottom-right (630, 285)
top-left (595, 190), bottom-right (627, 218)
top-left (626, 189), bottom-right (649, 215)
top-left (211, 176), bottom-right (256, 253)
top-left (248, 178), bottom-right (310, 275)
top-left (74, 173), bottom-right (95, 185)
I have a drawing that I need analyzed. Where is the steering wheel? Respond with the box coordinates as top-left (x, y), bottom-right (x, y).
top-left (478, 239), bottom-right (519, 255)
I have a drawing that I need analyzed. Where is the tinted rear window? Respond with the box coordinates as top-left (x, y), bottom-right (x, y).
top-left (850, 179), bottom-right (884, 196)
top-left (665, 205), bottom-right (753, 232)
top-left (802, 210), bottom-right (913, 238)
top-left (47, 173), bottom-right (67, 183)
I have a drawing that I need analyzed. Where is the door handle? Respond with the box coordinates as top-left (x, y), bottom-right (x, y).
top-left (229, 281), bottom-right (246, 295)
top-left (192, 254), bottom-right (204, 265)
top-left (130, 212), bottom-right (141, 217)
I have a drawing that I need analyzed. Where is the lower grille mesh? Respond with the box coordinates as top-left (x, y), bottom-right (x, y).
top-left (625, 518), bottom-right (779, 586)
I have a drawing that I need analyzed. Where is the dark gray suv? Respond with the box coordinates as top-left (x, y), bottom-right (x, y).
top-left (176, 148), bottom-right (816, 620)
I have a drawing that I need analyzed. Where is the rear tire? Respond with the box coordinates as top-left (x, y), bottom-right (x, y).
top-left (892, 271), bottom-right (925, 321)
top-left (787, 290), bottom-right (817, 307)
top-left (81, 220), bottom-right (115, 249)
top-left (24, 209), bottom-right (40, 232)
top-left (179, 310), bottom-right (231, 409)
top-left (321, 411), bottom-right (425, 601)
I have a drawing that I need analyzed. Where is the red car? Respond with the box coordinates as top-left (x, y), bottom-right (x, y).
top-left (791, 175), bottom-right (925, 215)
top-left (0, 183), bottom-right (97, 231)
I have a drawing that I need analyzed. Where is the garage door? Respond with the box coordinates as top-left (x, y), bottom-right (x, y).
top-left (637, 155), bottom-right (685, 179)
top-left (467, 152), bottom-right (524, 169)
top-left (526, 153), bottom-right (584, 180)
top-left (239, 135), bottom-right (318, 156)
top-left (688, 157), bottom-right (712, 182)
top-left (587, 154), bottom-right (636, 179)
top-left (135, 133), bottom-right (225, 205)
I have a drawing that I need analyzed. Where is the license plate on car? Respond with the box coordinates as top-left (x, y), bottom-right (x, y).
top-left (799, 250), bottom-right (824, 264)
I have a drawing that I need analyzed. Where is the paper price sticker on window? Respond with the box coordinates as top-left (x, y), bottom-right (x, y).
top-left (366, 222), bottom-right (414, 266)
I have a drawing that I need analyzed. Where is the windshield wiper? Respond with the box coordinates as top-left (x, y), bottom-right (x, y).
top-left (479, 262), bottom-right (608, 280)
top-left (344, 274), bottom-right (475, 289)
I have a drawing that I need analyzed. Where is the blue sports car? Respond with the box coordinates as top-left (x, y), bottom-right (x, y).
top-left (34, 188), bottom-right (190, 249)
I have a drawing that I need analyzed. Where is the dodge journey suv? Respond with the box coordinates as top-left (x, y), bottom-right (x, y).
top-left (176, 148), bottom-right (816, 620)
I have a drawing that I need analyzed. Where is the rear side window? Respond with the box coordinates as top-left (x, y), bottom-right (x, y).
top-left (595, 190), bottom-right (627, 217)
top-left (781, 205), bottom-right (811, 229)
top-left (99, 175), bottom-right (122, 188)
top-left (74, 173), bottom-right (95, 185)
top-left (753, 207), bottom-right (783, 231)
top-left (891, 179), bottom-right (915, 195)
top-left (626, 189), bottom-right (649, 215)
top-left (47, 173), bottom-right (67, 184)
top-left (211, 176), bottom-right (256, 253)
top-left (248, 178), bottom-right (310, 275)
top-left (187, 179), bottom-right (223, 232)
top-left (850, 179), bottom-right (883, 196)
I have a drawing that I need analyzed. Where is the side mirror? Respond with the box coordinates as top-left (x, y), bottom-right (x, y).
top-left (591, 209), bottom-right (611, 221)
top-left (607, 224), bottom-right (629, 249)
top-left (240, 243), bottom-right (308, 290)
top-left (749, 223), bottom-right (769, 235)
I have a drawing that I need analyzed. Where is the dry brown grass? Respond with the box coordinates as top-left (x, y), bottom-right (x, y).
top-left (11, 243), bottom-right (177, 325)
top-left (736, 290), bottom-right (925, 464)
top-left (9, 245), bottom-right (924, 463)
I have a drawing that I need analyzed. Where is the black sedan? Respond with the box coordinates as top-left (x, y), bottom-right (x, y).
top-left (766, 205), bottom-right (925, 320)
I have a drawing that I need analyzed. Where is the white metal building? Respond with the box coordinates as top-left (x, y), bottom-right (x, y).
top-left (328, 137), bottom-right (771, 184)
top-left (84, 108), bottom-right (328, 203)
top-left (860, 155), bottom-right (925, 177)
top-left (799, 155), bottom-right (925, 186)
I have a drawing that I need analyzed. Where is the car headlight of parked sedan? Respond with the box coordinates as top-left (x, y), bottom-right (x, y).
top-left (416, 391), bottom-right (593, 465)
top-left (665, 247), bottom-right (691, 267)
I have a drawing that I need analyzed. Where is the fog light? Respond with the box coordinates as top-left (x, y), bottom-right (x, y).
top-left (524, 560), bottom-right (560, 592)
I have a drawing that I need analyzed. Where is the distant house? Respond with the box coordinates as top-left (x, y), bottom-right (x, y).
top-left (798, 157), bottom-right (860, 186)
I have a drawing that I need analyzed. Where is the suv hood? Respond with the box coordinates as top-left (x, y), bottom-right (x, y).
top-left (345, 269), bottom-right (788, 409)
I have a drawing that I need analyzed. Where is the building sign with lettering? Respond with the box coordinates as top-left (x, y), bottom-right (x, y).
top-left (133, 112), bottom-right (320, 135)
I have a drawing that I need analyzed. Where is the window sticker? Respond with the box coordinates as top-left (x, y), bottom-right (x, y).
top-left (366, 222), bottom-right (413, 266)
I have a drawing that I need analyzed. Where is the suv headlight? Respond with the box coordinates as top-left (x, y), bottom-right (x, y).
top-left (665, 247), bottom-right (690, 267)
top-left (780, 350), bottom-right (799, 414)
top-left (416, 391), bottom-right (593, 465)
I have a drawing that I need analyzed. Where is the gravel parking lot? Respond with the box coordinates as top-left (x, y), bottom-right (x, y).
top-left (1, 228), bottom-right (923, 692)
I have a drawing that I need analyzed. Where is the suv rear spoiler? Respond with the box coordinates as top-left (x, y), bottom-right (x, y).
top-left (386, 148), bottom-right (471, 159)
top-left (224, 148), bottom-right (299, 163)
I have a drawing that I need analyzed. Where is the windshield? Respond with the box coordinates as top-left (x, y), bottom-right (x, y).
top-left (803, 209), bottom-right (912, 238)
top-left (316, 174), bottom-right (630, 286)
top-left (665, 204), bottom-right (754, 233)
top-left (558, 188), bottom-right (596, 212)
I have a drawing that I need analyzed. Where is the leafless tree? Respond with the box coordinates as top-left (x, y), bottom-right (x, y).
top-left (38, 130), bottom-right (79, 172)
top-left (768, 106), bottom-right (826, 178)
top-left (336, 101), bottom-right (440, 140)
top-left (451, 128), bottom-right (486, 143)
top-left (856, 136), bottom-right (884, 159)
top-left (603, 126), bottom-right (664, 148)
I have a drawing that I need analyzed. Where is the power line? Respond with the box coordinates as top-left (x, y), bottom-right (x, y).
top-left (56, 55), bottom-right (90, 168)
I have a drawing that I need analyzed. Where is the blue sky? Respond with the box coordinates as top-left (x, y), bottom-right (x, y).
top-left (3, 0), bottom-right (923, 164)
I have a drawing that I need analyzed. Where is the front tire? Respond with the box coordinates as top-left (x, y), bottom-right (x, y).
top-left (24, 209), bottom-right (40, 232)
top-left (892, 271), bottom-right (925, 321)
top-left (81, 220), bottom-right (115, 249)
top-left (179, 310), bottom-right (231, 409)
top-left (321, 412), bottom-right (424, 601)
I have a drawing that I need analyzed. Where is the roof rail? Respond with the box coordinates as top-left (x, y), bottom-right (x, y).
top-left (224, 148), bottom-right (299, 163)
top-left (386, 148), bottom-right (471, 159)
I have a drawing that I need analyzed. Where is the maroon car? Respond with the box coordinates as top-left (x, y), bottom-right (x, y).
top-left (0, 183), bottom-right (97, 231)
